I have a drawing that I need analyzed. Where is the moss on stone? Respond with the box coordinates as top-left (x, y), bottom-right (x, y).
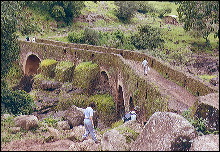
top-left (40, 59), bottom-right (58, 78)
top-left (73, 61), bottom-right (99, 93)
top-left (89, 94), bottom-right (117, 126)
top-left (56, 94), bottom-right (89, 111)
top-left (116, 126), bottom-right (139, 143)
top-left (55, 61), bottom-right (75, 82)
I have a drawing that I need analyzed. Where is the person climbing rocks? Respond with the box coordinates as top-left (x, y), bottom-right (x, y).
top-left (82, 102), bottom-right (100, 144)
top-left (142, 58), bottom-right (150, 75)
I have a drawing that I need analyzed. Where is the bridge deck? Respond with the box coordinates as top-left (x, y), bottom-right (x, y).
top-left (123, 58), bottom-right (197, 113)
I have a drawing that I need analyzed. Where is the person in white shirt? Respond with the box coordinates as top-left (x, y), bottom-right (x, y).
top-left (32, 37), bottom-right (36, 42)
top-left (82, 102), bottom-right (100, 144)
top-left (142, 58), bottom-right (149, 75)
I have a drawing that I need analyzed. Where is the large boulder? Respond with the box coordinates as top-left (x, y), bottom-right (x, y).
top-left (101, 129), bottom-right (129, 151)
top-left (69, 139), bottom-right (102, 151)
top-left (14, 115), bottom-right (39, 130)
top-left (189, 134), bottom-right (219, 151)
top-left (101, 120), bottom-right (142, 151)
top-left (64, 105), bottom-right (84, 128)
top-left (51, 105), bottom-right (84, 128)
top-left (57, 121), bottom-right (70, 130)
top-left (67, 125), bottom-right (85, 141)
top-left (44, 127), bottom-right (60, 142)
top-left (131, 112), bottom-right (197, 151)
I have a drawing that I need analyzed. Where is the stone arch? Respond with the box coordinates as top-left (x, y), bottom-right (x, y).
top-left (129, 96), bottom-right (134, 111)
top-left (99, 71), bottom-right (111, 94)
top-left (24, 53), bottom-right (41, 76)
top-left (117, 85), bottom-right (125, 118)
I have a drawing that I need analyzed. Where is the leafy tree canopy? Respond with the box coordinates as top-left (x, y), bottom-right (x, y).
top-left (176, 1), bottom-right (219, 43)
top-left (1, 1), bottom-right (21, 77)
top-left (24, 1), bottom-right (85, 24)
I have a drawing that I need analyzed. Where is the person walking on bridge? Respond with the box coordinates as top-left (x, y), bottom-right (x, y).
top-left (142, 58), bottom-right (149, 75)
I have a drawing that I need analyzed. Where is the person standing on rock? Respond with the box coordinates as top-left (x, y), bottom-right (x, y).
top-left (142, 58), bottom-right (149, 75)
top-left (82, 102), bottom-right (100, 144)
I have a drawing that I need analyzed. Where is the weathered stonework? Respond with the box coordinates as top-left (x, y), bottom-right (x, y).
top-left (18, 39), bottom-right (218, 123)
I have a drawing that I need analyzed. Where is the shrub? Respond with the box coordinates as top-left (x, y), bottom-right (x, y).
top-left (89, 94), bottom-right (117, 126)
top-left (55, 61), bottom-right (74, 82)
top-left (83, 28), bottom-right (100, 45)
top-left (51, 5), bottom-right (66, 21)
top-left (158, 7), bottom-right (172, 18)
top-left (131, 25), bottom-right (165, 50)
top-left (40, 59), bottom-right (58, 78)
top-left (67, 30), bottom-right (84, 43)
top-left (73, 61), bottom-right (99, 94)
top-left (1, 83), bottom-right (35, 115)
top-left (114, 1), bottom-right (139, 23)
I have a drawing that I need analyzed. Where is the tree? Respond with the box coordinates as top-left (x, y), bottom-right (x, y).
top-left (114, 1), bottom-right (139, 23)
top-left (176, 1), bottom-right (219, 44)
top-left (1, 2), bottom-right (35, 115)
top-left (26, 1), bottom-right (85, 25)
top-left (1, 1), bottom-right (20, 77)
top-left (131, 25), bottom-right (165, 50)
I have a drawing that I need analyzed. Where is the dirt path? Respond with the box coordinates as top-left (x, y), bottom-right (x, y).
top-left (123, 58), bottom-right (197, 113)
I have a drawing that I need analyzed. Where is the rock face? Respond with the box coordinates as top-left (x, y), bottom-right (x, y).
top-left (101, 120), bottom-right (142, 151)
top-left (195, 93), bottom-right (219, 132)
top-left (57, 121), bottom-right (70, 130)
top-left (101, 129), bottom-right (129, 151)
top-left (63, 105), bottom-right (84, 128)
top-left (131, 112), bottom-right (197, 151)
top-left (67, 125), bottom-right (85, 141)
top-left (14, 115), bottom-right (39, 130)
top-left (189, 134), bottom-right (219, 151)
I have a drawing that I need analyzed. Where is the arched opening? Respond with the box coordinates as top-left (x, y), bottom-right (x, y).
top-left (183, 79), bottom-right (187, 87)
top-left (25, 54), bottom-right (41, 76)
top-left (129, 96), bottom-right (134, 111)
top-left (145, 91), bottom-right (148, 100)
top-left (98, 71), bottom-right (111, 94)
top-left (151, 60), bottom-right (154, 67)
top-left (117, 85), bottom-right (125, 118)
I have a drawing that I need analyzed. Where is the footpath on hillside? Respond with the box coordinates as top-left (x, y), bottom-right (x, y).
top-left (123, 58), bottom-right (198, 113)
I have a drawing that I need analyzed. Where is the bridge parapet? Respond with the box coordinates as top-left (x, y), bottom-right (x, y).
top-left (20, 38), bottom-right (218, 97)
top-left (18, 39), bottom-right (218, 123)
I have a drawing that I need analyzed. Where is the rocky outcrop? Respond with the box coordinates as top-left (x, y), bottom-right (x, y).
top-left (63, 105), bottom-right (85, 128)
top-left (67, 125), bottom-right (85, 141)
top-left (44, 127), bottom-right (60, 142)
top-left (195, 93), bottom-right (219, 132)
top-left (189, 134), bottom-right (219, 151)
top-left (101, 120), bottom-right (142, 151)
top-left (69, 139), bottom-right (102, 151)
top-left (57, 121), bottom-right (70, 130)
top-left (131, 112), bottom-right (197, 151)
top-left (14, 115), bottom-right (39, 130)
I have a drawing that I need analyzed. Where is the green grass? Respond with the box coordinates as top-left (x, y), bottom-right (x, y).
top-left (198, 74), bottom-right (217, 82)
top-left (148, 1), bottom-right (179, 16)
top-left (40, 59), bottom-right (57, 66)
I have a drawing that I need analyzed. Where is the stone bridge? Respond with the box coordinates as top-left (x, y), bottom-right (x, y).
top-left (18, 39), bottom-right (218, 121)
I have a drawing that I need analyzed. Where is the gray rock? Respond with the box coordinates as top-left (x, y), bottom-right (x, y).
top-left (131, 112), bottom-right (197, 151)
top-left (57, 121), bottom-right (70, 130)
top-left (101, 129), bottom-right (130, 151)
top-left (67, 125), bottom-right (85, 141)
top-left (14, 115), bottom-right (39, 130)
top-left (190, 134), bottom-right (219, 151)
